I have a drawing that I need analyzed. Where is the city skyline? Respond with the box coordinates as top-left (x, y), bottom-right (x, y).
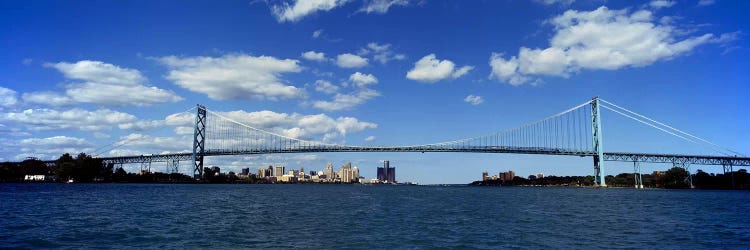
top-left (1, 0), bottom-right (749, 184)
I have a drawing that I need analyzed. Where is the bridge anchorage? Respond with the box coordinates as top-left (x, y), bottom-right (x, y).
top-left (94, 97), bottom-right (748, 187)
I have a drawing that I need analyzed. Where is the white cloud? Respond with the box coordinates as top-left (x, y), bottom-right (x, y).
top-left (108, 149), bottom-right (145, 157)
top-left (165, 109), bottom-right (376, 142)
top-left (118, 120), bottom-right (164, 131)
top-left (0, 123), bottom-right (30, 137)
top-left (22, 58), bottom-right (33, 65)
top-left (358, 42), bottom-right (406, 64)
top-left (93, 132), bottom-right (111, 139)
top-left (174, 126), bottom-right (194, 135)
top-left (39, 60), bottom-right (183, 106)
top-left (490, 6), bottom-right (732, 85)
top-left (20, 136), bottom-right (91, 147)
top-left (14, 136), bottom-right (95, 159)
top-left (158, 54), bottom-right (304, 100)
top-left (406, 54), bottom-right (474, 83)
top-left (649, 0), bottom-right (676, 9)
top-left (301, 51), bottom-right (327, 62)
top-left (114, 133), bottom-right (190, 153)
top-left (364, 135), bottom-right (376, 142)
top-left (22, 92), bottom-right (74, 106)
top-left (0, 87), bottom-right (18, 108)
top-left (312, 88), bottom-right (380, 111)
top-left (349, 72), bottom-right (378, 88)
top-left (536, 0), bottom-right (575, 6)
top-left (312, 29), bottom-right (324, 38)
top-left (359, 0), bottom-right (410, 14)
top-left (314, 80), bottom-right (339, 94)
top-left (271, 0), bottom-right (350, 23)
top-left (312, 72), bottom-right (380, 111)
top-left (464, 95), bottom-right (484, 105)
top-left (698, 0), bottom-right (715, 6)
top-left (1, 108), bottom-right (161, 131)
top-left (336, 53), bottom-right (369, 68)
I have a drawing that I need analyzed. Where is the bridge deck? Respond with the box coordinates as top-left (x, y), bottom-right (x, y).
top-left (87, 148), bottom-right (750, 166)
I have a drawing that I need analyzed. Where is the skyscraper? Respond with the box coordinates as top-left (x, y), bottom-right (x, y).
top-left (352, 167), bottom-right (359, 183)
top-left (341, 162), bottom-right (352, 182)
top-left (274, 165), bottom-right (285, 177)
top-left (324, 162), bottom-right (334, 181)
top-left (377, 161), bottom-right (396, 183)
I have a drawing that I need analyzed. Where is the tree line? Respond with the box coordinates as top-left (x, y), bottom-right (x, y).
top-left (472, 167), bottom-right (750, 189)
top-left (0, 153), bottom-right (193, 183)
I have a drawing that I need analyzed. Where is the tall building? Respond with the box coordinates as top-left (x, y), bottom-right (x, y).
top-left (499, 170), bottom-right (515, 181)
top-left (274, 165), bottom-right (285, 177)
top-left (482, 171), bottom-right (489, 181)
top-left (377, 161), bottom-right (396, 183)
top-left (340, 162), bottom-right (352, 182)
top-left (352, 167), bottom-right (360, 183)
top-left (324, 162), bottom-right (335, 181)
top-left (241, 168), bottom-right (249, 176)
top-left (258, 165), bottom-right (273, 178)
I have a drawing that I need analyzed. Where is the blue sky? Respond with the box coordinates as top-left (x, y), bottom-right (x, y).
top-left (1, 0), bottom-right (748, 184)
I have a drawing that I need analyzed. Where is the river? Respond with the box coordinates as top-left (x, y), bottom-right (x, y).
top-left (1, 184), bottom-right (748, 248)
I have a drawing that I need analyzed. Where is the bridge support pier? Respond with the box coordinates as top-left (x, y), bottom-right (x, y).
top-left (192, 104), bottom-right (206, 179)
top-left (591, 97), bottom-right (606, 187)
top-left (140, 161), bottom-right (151, 174)
top-left (167, 159), bottom-right (179, 174)
top-left (633, 161), bottom-right (643, 189)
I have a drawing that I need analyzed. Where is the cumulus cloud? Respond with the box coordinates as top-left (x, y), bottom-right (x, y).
top-left (22, 92), bottom-right (74, 106)
top-left (271, 0), bottom-right (349, 23)
top-left (359, 0), bottom-right (411, 14)
top-left (649, 0), bottom-right (676, 9)
top-left (301, 51), bottom-right (327, 62)
top-left (464, 95), bottom-right (484, 105)
top-left (113, 133), bottom-right (190, 153)
top-left (164, 109), bottom-right (377, 141)
top-left (336, 53), bottom-right (369, 68)
top-left (1, 108), bottom-right (161, 131)
top-left (364, 135), bottom-right (376, 142)
top-left (406, 54), bottom-right (474, 83)
top-left (11, 136), bottom-right (95, 160)
top-left (158, 54), bottom-right (304, 100)
top-left (314, 80), bottom-right (339, 94)
top-left (0, 87), bottom-right (18, 108)
top-left (358, 42), bottom-right (406, 64)
top-left (312, 72), bottom-right (380, 111)
top-left (35, 60), bottom-right (183, 106)
top-left (489, 6), bottom-right (734, 85)
top-left (312, 88), bottom-right (380, 111)
top-left (0, 123), bottom-right (30, 137)
top-left (349, 72), bottom-right (378, 88)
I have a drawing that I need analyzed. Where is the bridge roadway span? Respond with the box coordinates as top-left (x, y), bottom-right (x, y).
top-left (95, 147), bottom-right (750, 166)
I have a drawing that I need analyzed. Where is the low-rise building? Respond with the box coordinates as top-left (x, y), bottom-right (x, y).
top-left (24, 175), bottom-right (46, 181)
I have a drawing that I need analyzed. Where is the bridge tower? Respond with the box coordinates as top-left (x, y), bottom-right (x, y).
top-left (192, 104), bottom-right (206, 179)
top-left (591, 97), bottom-right (606, 187)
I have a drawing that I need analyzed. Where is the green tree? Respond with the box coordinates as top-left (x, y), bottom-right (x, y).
top-left (21, 158), bottom-right (49, 176)
top-left (54, 153), bottom-right (76, 181)
top-left (661, 167), bottom-right (690, 189)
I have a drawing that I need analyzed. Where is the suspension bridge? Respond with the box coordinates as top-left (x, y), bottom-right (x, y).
top-left (80, 97), bottom-right (749, 187)
top-left (23, 97), bottom-right (720, 186)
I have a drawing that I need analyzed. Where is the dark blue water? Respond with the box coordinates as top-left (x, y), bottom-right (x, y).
top-left (1, 184), bottom-right (749, 249)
